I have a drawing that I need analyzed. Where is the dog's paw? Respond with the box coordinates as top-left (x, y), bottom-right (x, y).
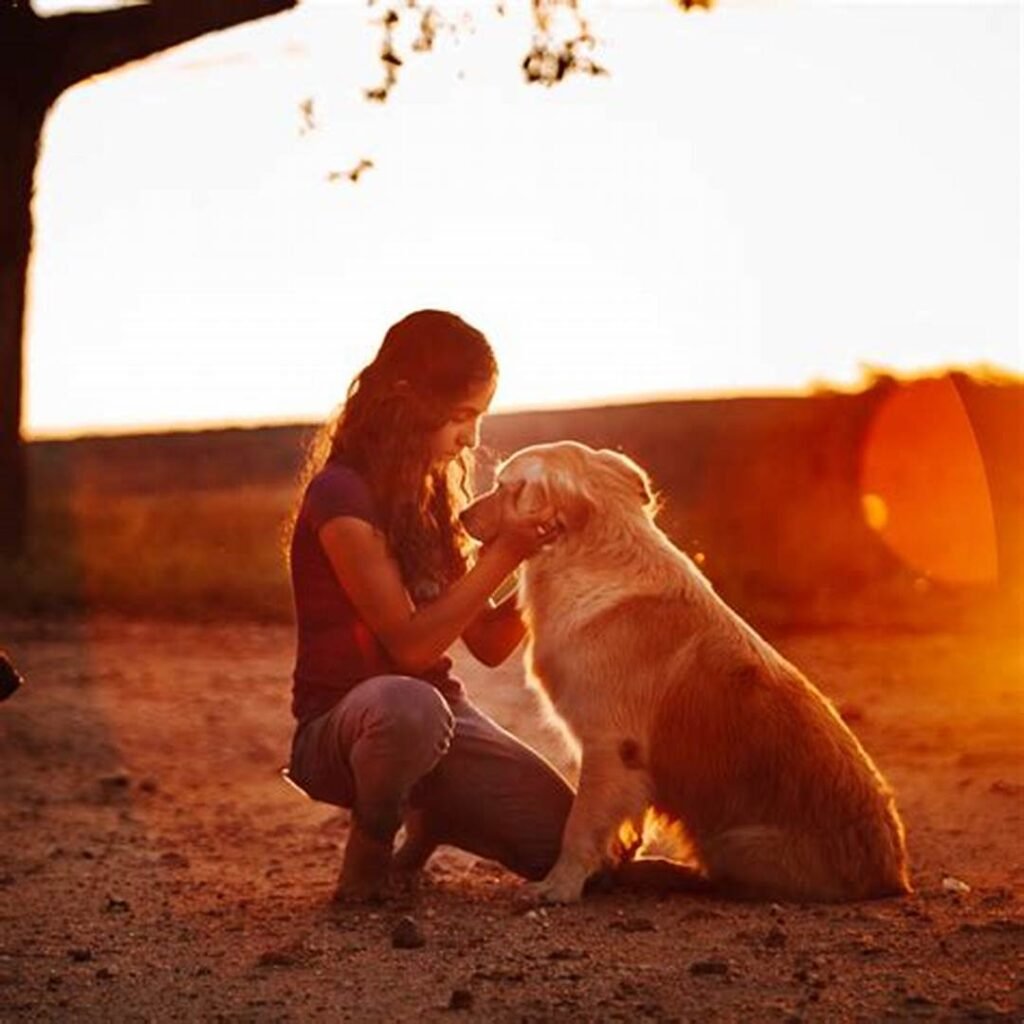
top-left (530, 871), bottom-right (586, 905)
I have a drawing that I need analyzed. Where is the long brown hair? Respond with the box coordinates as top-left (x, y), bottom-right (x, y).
top-left (299, 310), bottom-right (497, 602)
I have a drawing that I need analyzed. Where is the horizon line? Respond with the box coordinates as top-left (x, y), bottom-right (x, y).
top-left (25, 362), bottom-right (1022, 443)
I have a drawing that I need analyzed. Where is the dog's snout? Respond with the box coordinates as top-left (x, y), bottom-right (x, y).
top-left (461, 491), bottom-right (501, 543)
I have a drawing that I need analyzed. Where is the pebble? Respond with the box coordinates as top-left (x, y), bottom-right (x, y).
top-left (257, 949), bottom-right (299, 967)
top-left (104, 895), bottom-right (130, 913)
top-left (95, 967), bottom-right (116, 981)
top-left (546, 947), bottom-right (586, 961)
top-left (989, 779), bottom-right (1023, 796)
top-left (610, 916), bottom-right (656, 933)
top-left (158, 851), bottom-right (190, 869)
top-left (447, 988), bottom-right (474, 1011)
top-left (67, 948), bottom-right (93, 963)
top-left (765, 924), bottom-right (788, 949)
top-left (941, 875), bottom-right (971, 895)
top-left (391, 916), bottom-right (426, 950)
top-left (903, 993), bottom-right (936, 1008)
top-left (689, 959), bottom-right (729, 977)
top-left (99, 771), bottom-right (131, 789)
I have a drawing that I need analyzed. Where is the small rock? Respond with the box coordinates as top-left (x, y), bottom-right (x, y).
top-left (99, 771), bottom-right (131, 789)
top-left (989, 779), bottom-right (1023, 797)
top-left (689, 959), bottom-right (729, 977)
top-left (158, 851), bottom-right (190, 869)
top-left (391, 915), bottom-right (425, 949)
top-left (681, 908), bottom-right (724, 922)
top-left (546, 947), bottom-right (586, 961)
top-left (764, 924), bottom-right (787, 949)
top-left (957, 1001), bottom-right (1012, 1021)
top-left (610, 916), bottom-right (656, 933)
top-left (257, 949), bottom-right (299, 968)
top-left (903, 993), bottom-right (936, 1007)
top-left (104, 895), bottom-right (130, 913)
top-left (447, 988), bottom-right (474, 1011)
top-left (67, 948), bottom-right (93, 963)
top-left (138, 778), bottom-right (159, 794)
top-left (858, 942), bottom-right (887, 957)
top-left (95, 967), bottom-right (116, 981)
top-left (941, 875), bottom-right (971, 895)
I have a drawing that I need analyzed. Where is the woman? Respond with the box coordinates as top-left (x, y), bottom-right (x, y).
top-left (287, 309), bottom-right (573, 901)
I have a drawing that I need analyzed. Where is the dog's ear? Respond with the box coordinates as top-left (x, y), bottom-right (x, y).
top-left (599, 449), bottom-right (656, 510)
top-left (513, 476), bottom-right (550, 517)
top-left (547, 466), bottom-right (596, 531)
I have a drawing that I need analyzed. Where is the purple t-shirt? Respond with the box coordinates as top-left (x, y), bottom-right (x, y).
top-left (289, 459), bottom-right (461, 722)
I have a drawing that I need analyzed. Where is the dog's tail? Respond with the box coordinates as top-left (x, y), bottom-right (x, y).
top-left (606, 857), bottom-right (717, 896)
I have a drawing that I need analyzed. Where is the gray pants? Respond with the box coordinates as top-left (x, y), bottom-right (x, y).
top-left (288, 675), bottom-right (574, 881)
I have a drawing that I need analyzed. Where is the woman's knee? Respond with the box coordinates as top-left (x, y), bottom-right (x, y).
top-left (352, 675), bottom-right (455, 764)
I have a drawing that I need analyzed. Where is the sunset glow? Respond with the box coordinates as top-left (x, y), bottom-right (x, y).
top-left (859, 377), bottom-right (1000, 586)
top-left (24, 1), bottom-right (1020, 437)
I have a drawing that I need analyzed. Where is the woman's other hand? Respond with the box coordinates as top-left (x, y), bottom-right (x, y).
top-left (491, 503), bottom-right (560, 561)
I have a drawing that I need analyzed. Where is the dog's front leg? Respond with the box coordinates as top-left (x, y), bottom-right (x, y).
top-left (534, 743), bottom-right (651, 904)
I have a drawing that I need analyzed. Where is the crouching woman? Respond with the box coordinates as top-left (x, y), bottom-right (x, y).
top-left (286, 310), bottom-right (572, 901)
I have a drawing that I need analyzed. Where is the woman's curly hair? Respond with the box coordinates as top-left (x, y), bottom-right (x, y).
top-left (298, 310), bottom-right (497, 603)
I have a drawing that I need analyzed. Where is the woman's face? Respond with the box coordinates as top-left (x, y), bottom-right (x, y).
top-left (428, 376), bottom-right (497, 467)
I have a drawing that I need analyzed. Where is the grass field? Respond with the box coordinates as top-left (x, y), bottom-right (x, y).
top-left (5, 373), bottom-right (1021, 632)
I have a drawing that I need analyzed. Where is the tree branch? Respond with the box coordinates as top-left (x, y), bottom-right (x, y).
top-left (42, 0), bottom-right (298, 96)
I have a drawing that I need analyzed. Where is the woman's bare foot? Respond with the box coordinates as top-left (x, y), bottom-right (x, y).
top-left (388, 810), bottom-right (436, 899)
top-left (392, 809), bottom-right (437, 874)
top-left (333, 825), bottom-right (394, 903)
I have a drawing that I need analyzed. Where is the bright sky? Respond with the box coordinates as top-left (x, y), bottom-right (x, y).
top-left (25, 0), bottom-right (1021, 437)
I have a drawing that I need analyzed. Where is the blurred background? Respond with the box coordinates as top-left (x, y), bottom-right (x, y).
top-left (7, 0), bottom-right (1021, 632)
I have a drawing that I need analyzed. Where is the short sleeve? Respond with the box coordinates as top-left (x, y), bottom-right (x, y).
top-left (302, 463), bottom-right (379, 533)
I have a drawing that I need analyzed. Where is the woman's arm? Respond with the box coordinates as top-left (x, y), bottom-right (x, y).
top-left (462, 592), bottom-right (526, 667)
top-left (318, 516), bottom-right (539, 676)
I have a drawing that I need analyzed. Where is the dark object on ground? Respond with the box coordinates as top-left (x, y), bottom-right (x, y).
top-left (391, 916), bottom-right (426, 949)
top-left (0, 651), bottom-right (23, 701)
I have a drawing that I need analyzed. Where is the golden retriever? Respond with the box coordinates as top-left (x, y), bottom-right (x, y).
top-left (462, 442), bottom-right (911, 903)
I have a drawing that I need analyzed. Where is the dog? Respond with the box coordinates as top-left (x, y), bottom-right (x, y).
top-left (462, 441), bottom-right (911, 903)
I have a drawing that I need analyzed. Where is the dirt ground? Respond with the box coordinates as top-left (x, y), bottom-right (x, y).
top-left (0, 617), bottom-right (1021, 1022)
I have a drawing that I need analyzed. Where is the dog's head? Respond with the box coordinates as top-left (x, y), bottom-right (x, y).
top-left (461, 441), bottom-right (656, 547)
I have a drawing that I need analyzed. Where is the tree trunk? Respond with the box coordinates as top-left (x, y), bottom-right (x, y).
top-left (0, 0), bottom-right (297, 557)
top-left (0, 95), bottom-right (44, 558)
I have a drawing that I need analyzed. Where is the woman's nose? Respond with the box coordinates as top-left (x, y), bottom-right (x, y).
top-left (458, 423), bottom-right (480, 450)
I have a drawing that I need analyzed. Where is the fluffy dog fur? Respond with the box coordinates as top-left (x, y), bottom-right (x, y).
top-left (462, 442), bottom-right (911, 903)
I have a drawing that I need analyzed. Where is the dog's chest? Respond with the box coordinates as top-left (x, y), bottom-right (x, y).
top-left (525, 626), bottom-right (596, 732)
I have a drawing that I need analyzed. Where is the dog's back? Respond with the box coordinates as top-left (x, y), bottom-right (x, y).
top-left (649, 623), bottom-right (910, 901)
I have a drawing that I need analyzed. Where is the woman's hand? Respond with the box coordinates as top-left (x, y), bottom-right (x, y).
top-left (491, 503), bottom-right (560, 562)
